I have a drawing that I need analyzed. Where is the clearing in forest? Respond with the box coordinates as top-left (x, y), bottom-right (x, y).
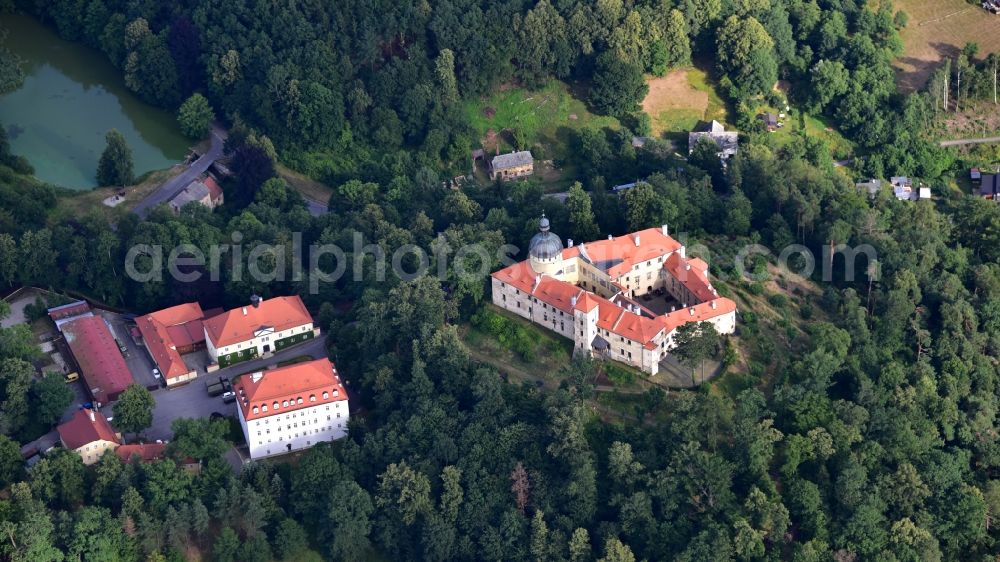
top-left (893, 0), bottom-right (1000, 92)
top-left (463, 80), bottom-right (619, 163)
top-left (642, 67), bottom-right (729, 139)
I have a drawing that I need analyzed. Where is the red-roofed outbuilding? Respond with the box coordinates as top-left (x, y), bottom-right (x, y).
top-left (62, 316), bottom-right (134, 405)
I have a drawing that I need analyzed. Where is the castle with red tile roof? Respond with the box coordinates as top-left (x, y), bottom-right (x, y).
top-left (491, 218), bottom-right (737, 375)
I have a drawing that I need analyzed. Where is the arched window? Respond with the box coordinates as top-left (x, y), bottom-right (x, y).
top-left (297, 397), bottom-right (303, 404)
top-left (310, 395), bottom-right (316, 402)
top-left (262, 405), bottom-right (268, 412)
top-left (273, 401), bottom-right (279, 410)
top-left (333, 389), bottom-right (339, 397)
top-left (322, 391), bottom-right (329, 399)
top-left (253, 406), bottom-right (259, 414)
top-left (282, 400), bottom-right (289, 407)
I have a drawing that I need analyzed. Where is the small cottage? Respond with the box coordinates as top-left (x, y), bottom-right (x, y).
top-left (490, 151), bottom-right (534, 181)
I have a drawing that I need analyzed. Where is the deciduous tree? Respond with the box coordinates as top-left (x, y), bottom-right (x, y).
top-left (177, 93), bottom-right (215, 139)
top-left (113, 383), bottom-right (154, 436)
top-left (96, 129), bottom-right (134, 186)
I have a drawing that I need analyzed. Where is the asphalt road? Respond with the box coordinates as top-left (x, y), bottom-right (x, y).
top-left (939, 136), bottom-right (1000, 147)
top-left (145, 336), bottom-right (329, 441)
top-left (133, 125), bottom-right (228, 218)
top-left (304, 197), bottom-right (328, 217)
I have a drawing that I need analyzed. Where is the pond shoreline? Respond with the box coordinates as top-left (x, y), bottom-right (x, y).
top-left (0, 14), bottom-right (189, 190)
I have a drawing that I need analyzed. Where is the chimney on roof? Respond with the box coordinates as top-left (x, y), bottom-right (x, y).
top-left (634, 234), bottom-right (640, 247)
top-left (689, 308), bottom-right (695, 316)
top-left (242, 307), bottom-right (247, 316)
top-left (661, 224), bottom-right (669, 236)
top-left (89, 410), bottom-right (95, 422)
top-left (571, 295), bottom-right (578, 306)
top-left (711, 301), bottom-right (717, 310)
top-left (250, 294), bottom-right (262, 308)
top-left (608, 234), bottom-right (613, 240)
top-left (251, 371), bottom-right (263, 383)
top-left (685, 264), bottom-right (691, 271)
top-left (568, 239), bottom-right (574, 247)
top-left (670, 306), bottom-right (676, 312)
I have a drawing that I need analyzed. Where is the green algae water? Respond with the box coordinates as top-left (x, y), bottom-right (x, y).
top-left (0, 14), bottom-right (189, 189)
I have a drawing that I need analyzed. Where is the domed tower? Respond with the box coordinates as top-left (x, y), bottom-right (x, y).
top-left (528, 214), bottom-right (564, 276)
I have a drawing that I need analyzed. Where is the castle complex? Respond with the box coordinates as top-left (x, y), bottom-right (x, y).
top-left (491, 217), bottom-right (737, 375)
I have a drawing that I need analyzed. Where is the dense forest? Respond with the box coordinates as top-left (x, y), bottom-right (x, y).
top-left (13, 0), bottom-right (953, 183)
top-left (1, 0), bottom-right (1000, 561)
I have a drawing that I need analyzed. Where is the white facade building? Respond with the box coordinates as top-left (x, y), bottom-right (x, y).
top-left (233, 358), bottom-right (349, 460)
top-left (203, 295), bottom-right (317, 366)
top-left (491, 217), bottom-right (737, 376)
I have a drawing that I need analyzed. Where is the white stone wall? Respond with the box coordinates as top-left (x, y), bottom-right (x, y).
top-left (240, 399), bottom-right (349, 460)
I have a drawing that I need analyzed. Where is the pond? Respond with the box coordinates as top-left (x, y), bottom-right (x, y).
top-left (0, 14), bottom-right (189, 189)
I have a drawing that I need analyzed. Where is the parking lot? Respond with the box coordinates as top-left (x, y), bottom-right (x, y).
top-left (144, 335), bottom-right (330, 441)
top-left (101, 311), bottom-right (160, 389)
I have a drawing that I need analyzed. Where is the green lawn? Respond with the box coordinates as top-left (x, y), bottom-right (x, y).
top-left (686, 67), bottom-right (729, 126)
top-left (644, 65), bottom-right (732, 141)
top-left (463, 80), bottom-right (619, 163)
top-left (755, 105), bottom-right (855, 160)
top-left (460, 306), bottom-right (574, 389)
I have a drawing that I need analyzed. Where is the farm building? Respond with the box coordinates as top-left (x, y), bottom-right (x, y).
top-left (979, 173), bottom-right (999, 199)
top-left (760, 113), bottom-right (778, 132)
top-left (688, 121), bottom-right (738, 161)
top-left (490, 150), bottom-right (534, 181)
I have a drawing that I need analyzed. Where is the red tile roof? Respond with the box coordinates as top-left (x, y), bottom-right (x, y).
top-left (58, 409), bottom-right (120, 450)
top-left (47, 300), bottom-right (91, 321)
top-left (568, 228), bottom-right (682, 279)
top-left (492, 227), bottom-right (736, 347)
top-left (115, 443), bottom-right (167, 463)
top-left (203, 296), bottom-right (313, 348)
top-left (660, 298), bottom-right (737, 332)
top-left (664, 253), bottom-right (717, 302)
top-left (62, 317), bottom-right (134, 404)
top-left (203, 176), bottom-right (223, 202)
top-left (234, 358), bottom-right (347, 422)
top-left (136, 302), bottom-right (205, 379)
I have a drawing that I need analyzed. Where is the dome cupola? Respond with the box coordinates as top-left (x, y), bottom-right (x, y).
top-left (529, 214), bottom-right (563, 260)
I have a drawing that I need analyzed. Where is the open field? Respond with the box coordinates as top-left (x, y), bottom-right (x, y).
top-left (894, 0), bottom-right (1000, 92)
top-left (463, 80), bottom-right (619, 165)
top-left (642, 67), bottom-right (729, 139)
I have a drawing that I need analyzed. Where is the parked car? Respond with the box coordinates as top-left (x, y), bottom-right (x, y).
top-left (220, 378), bottom-right (232, 392)
top-left (152, 368), bottom-right (162, 381)
top-left (64, 371), bottom-right (79, 383)
top-left (80, 402), bottom-right (93, 410)
top-left (221, 391), bottom-right (236, 404)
